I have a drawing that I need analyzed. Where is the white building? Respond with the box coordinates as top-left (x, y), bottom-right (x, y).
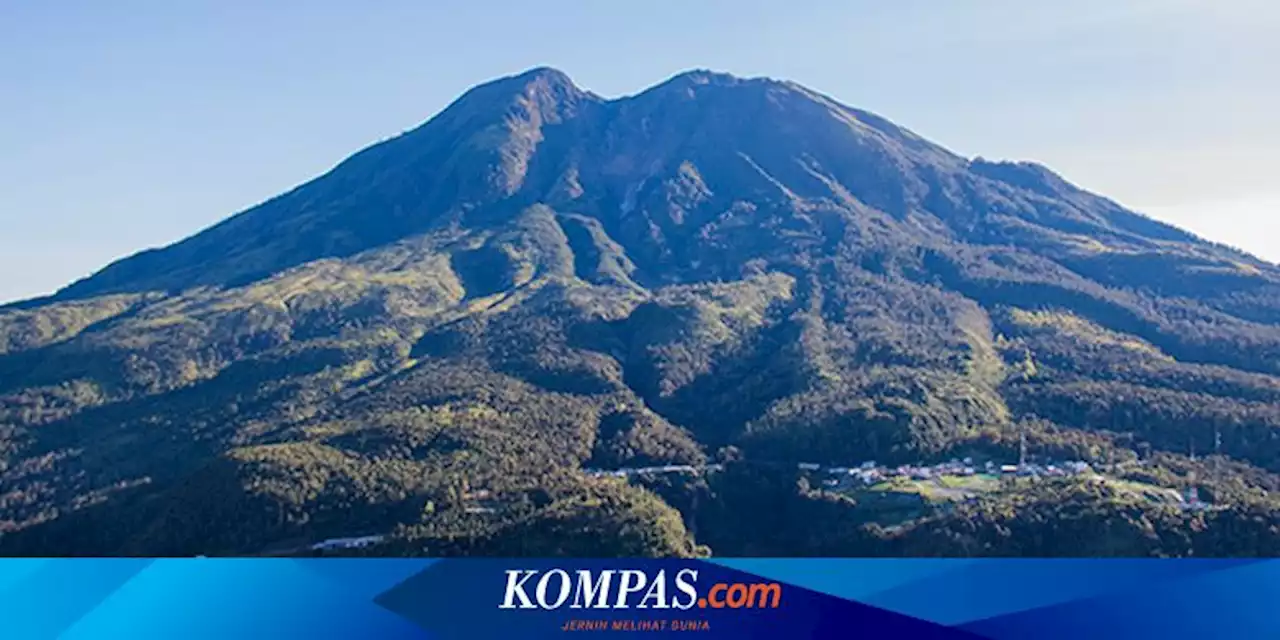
top-left (310, 535), bottom-right (385, 552)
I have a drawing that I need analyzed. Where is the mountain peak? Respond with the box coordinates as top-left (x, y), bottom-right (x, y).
top-left (669, 68), bottom-right (742, 84)
top-left (53, 67), bottom-right (1267, 301)
top-left (647, 68), bottom-right (784, 94)
top-left (456, 66), bottom-right (586, 104)
top-left (505, 66), bottom-right (579, 91)
top-left (515, 65), bottom-right (572, 81)
top-left (10, 66), bottom-right (1280, 560)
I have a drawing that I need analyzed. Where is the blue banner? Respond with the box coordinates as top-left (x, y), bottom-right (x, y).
top-left (1, 558), bottom-right (1275, 639)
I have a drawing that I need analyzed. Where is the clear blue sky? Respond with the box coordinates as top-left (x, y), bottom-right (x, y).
top-left (3, 0), bottom-right (1277, 302)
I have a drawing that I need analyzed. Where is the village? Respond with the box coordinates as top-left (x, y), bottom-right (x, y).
top-left (798, 457), bottom-right (1093, 489)
top-left (796, 455), bottom-right (1219, 513)
top-left (297, 450), bottom-right (1219, 554)
top-left (584, 450), bottom-right (1216, 513)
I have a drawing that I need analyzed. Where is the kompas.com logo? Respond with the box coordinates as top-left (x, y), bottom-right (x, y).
top-left (498, 568), bottom-right (782, 610)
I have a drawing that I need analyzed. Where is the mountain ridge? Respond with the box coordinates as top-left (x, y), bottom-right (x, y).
top-left (57, 67), bottom-right (1266, 301)
top-left (4, 68), bottom-right (1280, 558)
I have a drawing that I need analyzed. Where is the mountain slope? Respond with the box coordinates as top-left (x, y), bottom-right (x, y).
top-left (4, 68), bottom-right (1280, 557)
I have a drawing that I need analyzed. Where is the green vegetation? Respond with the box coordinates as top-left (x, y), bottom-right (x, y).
top-left (4, 67), bottom-right (1280, 557)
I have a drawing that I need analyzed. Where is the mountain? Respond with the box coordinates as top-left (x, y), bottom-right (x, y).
top-left (4, 67), bottom-right (1280, 558)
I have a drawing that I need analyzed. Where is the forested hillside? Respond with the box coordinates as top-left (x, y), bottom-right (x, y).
top-left (3, 68), bottom-right (1280, 557)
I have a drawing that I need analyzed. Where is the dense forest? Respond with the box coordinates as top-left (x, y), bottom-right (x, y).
top-left (3, 67), bottom-right (1280, 557)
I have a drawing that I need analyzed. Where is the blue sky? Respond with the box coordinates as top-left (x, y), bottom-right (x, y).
top-left (2, 0), bottom-right (1277, 302)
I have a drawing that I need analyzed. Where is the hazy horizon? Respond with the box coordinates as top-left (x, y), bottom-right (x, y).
top-left (4, 0), bottom-right (1277, 303)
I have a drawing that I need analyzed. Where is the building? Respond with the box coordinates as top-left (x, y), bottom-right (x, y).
top-left (310, 535), bottom-right (385, 552)
top-left (1063, 461), bottom-right (1091, 474)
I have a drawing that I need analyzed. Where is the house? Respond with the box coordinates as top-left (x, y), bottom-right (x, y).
top-left (1063, 461), bottom-right (1091, 474)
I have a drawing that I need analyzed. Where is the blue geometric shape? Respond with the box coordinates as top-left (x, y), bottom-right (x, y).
top-left (57, 559), bottom-right (432, 640)
top-left (375, 558), bottom-right (987, 640)
top-left (709, 559), bottom-right (974, 602)
top-left (0, 558), bottom-right (153, 640)
top-left (863, 559), bottom-right (1254, 625)
top-left (290, 558), bottom-right (436, 601)
top-left (960, 559), bottom-right (1280, 640)
top-left (5, 558), bottom-right (1280, 639)
top-left (0, 558), bottom-right (50, 595)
